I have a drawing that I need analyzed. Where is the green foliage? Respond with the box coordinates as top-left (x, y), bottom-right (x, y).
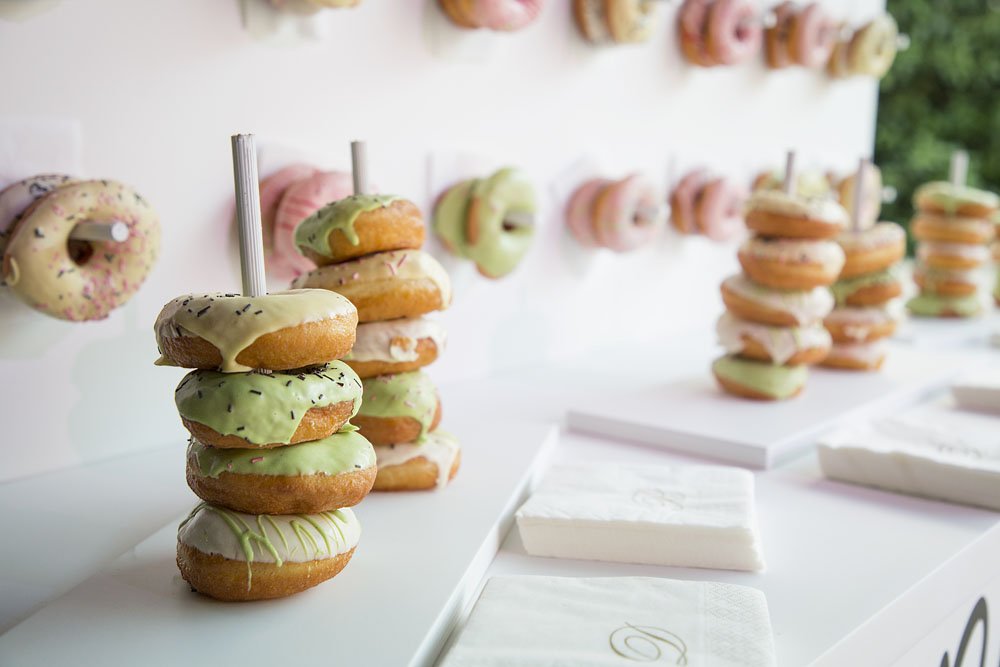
top-left (875, 1), bottom-right (1000, 228)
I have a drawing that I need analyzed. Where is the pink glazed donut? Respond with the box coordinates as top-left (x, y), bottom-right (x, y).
top-left (790, 2), bottom-right (836, 68)
top-left (470, 0), bottom-right (544, 31)
top-left (565, 178), bottom-right (612, 247)
top-left (592, 174), bottom-right (663, 252)
top-left (273, 170), bottom-right (355, 278)
top-left (259, 164), bottom-right (317, 259)
top-left (670, 169), bottom-right (707, 235)
top-left (695, 177), bottom-right (746, 242)
top-left (706, 0), bottom-right (762, 66)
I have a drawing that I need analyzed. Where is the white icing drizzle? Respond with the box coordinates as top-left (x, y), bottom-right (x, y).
top-left (917, 242), bottom-right (990, 262)
top-left (825, 302), bottom-right (902, 340)
top-left (739, 237), bottom-right (846, 269)
top-left (914, 264), bottom-right (981, 285)
top-left (837, 222), bottom-right (905, 251)
top-left (346, 318), bottom-right (447, 363)
top-left (914, 214), bottom-right (994, 234)
top-left (746, 189), bottom-right (849, 225)
top-left (827, 340), bottom-right (887, 364)
top-left (374, 431), bottom-right (460, 489)
top-left (716, 312), bottom-right (830, 365)
top-left (721, 274), bottom-right (834, 325)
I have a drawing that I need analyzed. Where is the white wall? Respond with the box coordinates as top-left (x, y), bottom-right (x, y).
top-left (0, 0), bottom-right (881, 480)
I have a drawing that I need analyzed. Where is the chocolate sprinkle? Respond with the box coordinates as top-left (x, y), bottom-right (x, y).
top-left (249, 389), bottom-right (262, 395)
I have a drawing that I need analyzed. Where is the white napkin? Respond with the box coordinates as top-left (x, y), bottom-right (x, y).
top-left (819, 400), bottom-right (1000, 511)
top-left (951, 371), bottom-right (1000, 413)
top-left (515, 463), bottom-right (765, 571)
top-left (439, 576), bottom-right (776, 667)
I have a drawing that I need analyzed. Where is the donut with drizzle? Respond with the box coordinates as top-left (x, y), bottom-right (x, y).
top-left (914, 182), bottom-right (1000, 219)
top-left (745, 189), bottom-right (848, 240)
top-left (353, 371), bottom-right (442, 446)
top-left (720, 273), bottom-right (834, 326)
top-left (0, 174), bottom-right (75, 256)
top-left (836, 221), bottom-right (905, 279)
top-left (373, 431), bottom-right (462, 492)
top-left (344, 318), bottom-right (447, 379)
top-left (738, 237), bottom-right (845, 290)
top-left (712, 355), bottom-right (808, 401)
top-left (716, 312), bottom-right (831, 365)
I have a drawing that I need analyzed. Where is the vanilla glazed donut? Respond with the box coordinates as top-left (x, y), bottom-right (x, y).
top-left (345, 318), bottom-right (447, 379)
top-left (706, 0), bottom-right (762, 66)
top-left (177, 502), bottom-right (360, 601)
top-left (914, 182), bottom-right (1000, 219)
top-left (294, 193), bottom-right (424, 266)
top-left (911, 214), bottom-right (994, 245)
top-left (695, 177), bottom-right (746, 241)
top-left (591, 174), bottom-right (663, 252)
top-left (605, 0), bottom-right (657, 44)
top-left (913, 264), bottom-right (980, 297)
top-left (836, 165), bottom-right (883, 227)
top-left (154, 289), bottom-right (357, 372)
top-left (572, 0), bottom-right (611, 43)
top-left (464, 168), bottom-right (536, 278)
top-left (831, 267), bottom-right (902, 307)
top-left (823, 303), bottom-right (900, 343)
top-left (738, 237), bottom-right (845, 289)
top-left (720, 273), bottom-right (834, 326)
top-left (917, 241), bottom-right (990, 270)
top-left (292, 249), bottom-right (452, 322)
top-left (745, 190), bottom-right (848, 239)
top-left (0, 174), bottom-right (75, 257)
top-left (820, 339), bottom-right (887, 371)
top-left (847, 14), bottom-right (898, 78)
top-left (373, 431), bottom-right (462, 491)
top-left (274, 170), bottom-right (355, 274)
top-left (566, 178), bottom-right (612, 246)
top-left (716, 312), bottom-right (831, 365)
top-left (678, 0), bottom-right (716, 66)
top-left (764, 2), bottom-right (795, 69)
top-left (258, 164), bottom-right (318, 278)
top-left (712, 355), bottom-right (807, 401)
top-left (906, 292), bottom-right (982, 319)
top-left (789, 2), bottom-right (836, 68)
top-left (2, 179), bottom-right (160, 321)
top-left (185, 429), bottom-right (376, 515)
top-left (174, 361), bottom-right (362, 449)
top-left (670, 170), bottom-right (708, 234)
top-left (836, 222), bottom-right (906, 278)
top-left (354, 371), bottom-right (442, 446)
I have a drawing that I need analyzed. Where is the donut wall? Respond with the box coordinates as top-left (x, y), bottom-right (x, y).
top-left (0, 0), bottom-right (882, 480)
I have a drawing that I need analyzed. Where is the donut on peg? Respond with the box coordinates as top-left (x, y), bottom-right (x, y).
top-left (678, 0), bottom-right (718, 66)
top-left (439, 0), bottom-right (544, 32)
top-left (566, 174), bottom-right (663, 252)
top-left (848, 14), bottom-right (899, 78)
top-left (566, 178), bottom-right (613, 246)
top-left (0, 174), bottom-right (75, 257)
top-left (258, 164), bottom-right (319, 279)
top-left (788, 2), bottom-right (836, 68)
top-left (706, 0), bottom-right (762, 66)
top-left (764, 2), bottom-right (795, 69)
top-left (695, 177), bottom-right (747, 241)
top-left (670, 170), bottom-right (708, 234)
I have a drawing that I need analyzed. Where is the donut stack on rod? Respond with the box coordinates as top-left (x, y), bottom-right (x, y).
top-left (906, 151), bottom-right (999, 319)
top-left (154, 135), bottom-right (374, 601)
top-left (291, 142), bottom-right (460, 491)
top-left (820, 159), bottom-right (905, 371)
top-left (713, 152), bottom-right (846, 400)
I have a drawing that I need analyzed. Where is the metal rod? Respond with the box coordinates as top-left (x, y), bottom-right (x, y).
top-left (68, 221), bottom-right (129, 243)
top-left (782, 150), bottom-right (796, 194)
top-left (231, 133), bottom-right (267, 298)
top-left (950, 150), bottom-right (968, 187)
top-left (351, 140), bottom-right (368, 195)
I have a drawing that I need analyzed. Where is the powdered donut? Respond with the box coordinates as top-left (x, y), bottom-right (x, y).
top-left (591, 174), bottom-right (663, 252)
top-left (716, 312), bottom-right (831, 365)
top-left (917, 241), bottom-right (990, 270)
top-left (837, 222), bottom-right (906, 278)
top-left (738, 237), bottom-right (845, 289)
top-left (354, 371), bottom-right (442, 446)
top-left (745, 190), bottom-right (848, 239)
top-left (712, 355), bottom-right (807, 401)
top-left (823, 304), bottom-right (900, 343)
top-left (706, 0), bottom-right (762, 66)
top-left (695, 177), bottom-right (746, 241)
top-left (373, 431), bottom-right (462, 491)
top-left (344, 317), bottom-right (447, 379)
top-left (720, 273), bottom-right (834, 326)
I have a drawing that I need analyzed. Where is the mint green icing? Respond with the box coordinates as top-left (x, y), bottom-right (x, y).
top-left (433, 179), bottom-right (477, 256)
top-left (187, 428), bottom-right (375, 479)
top-left (906, 293), bottom-right (982, 318)
top-left (915, 181), bottom-right (999, 213)
top-left (712, 355), bottom-right (808, 399)
top-left (294, 194), bottom-right (400, 257)
top-left (831, 267), bottom-right (900, 305)
top-left (175, 361), bottom-right (362, 447)
top-left (358, 371), bottom-right (437, 440)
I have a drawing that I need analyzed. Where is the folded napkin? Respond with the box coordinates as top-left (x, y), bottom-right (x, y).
top-left (440, 576), bottom-right (776, 667)
top-left (515, 463), bottom-right (765, 571)
top-left (951, 372), bottom-right (1000, 413)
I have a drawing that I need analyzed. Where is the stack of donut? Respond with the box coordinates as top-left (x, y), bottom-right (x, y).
top-left (827, 14), bottom-right (899, 80)
top-left (154, 287), bottom-right (372, 601)
top-left (906, 181), bottom-right (999, 319)
top-left (678, 0), bottom-right (762, 67)
top-left (573, 0), bottom-right (658, 45)
top-left (669, 170), bottom-right (747, 242)
top-left (565, 174), bottom-right (664, 251)
top-left (439, 0), bottom-right (543, 32)
top-left (291, 192), bottom-right (460, 491)
top-left (713, 189), bottom-right (847, 400)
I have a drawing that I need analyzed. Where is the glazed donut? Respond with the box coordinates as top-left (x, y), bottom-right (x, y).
top-left (274, 170), bottom-right (355, 274)
top-left (344, 318), bottom-right (447, 379)
top-left (0, 174), bottom-right (75, 256)
top-left (914, 182), bottom-right (1000, 219)
top-left (695, 177), bottom-right (746, 241)
top-left (764, 2), bottom-right (795, 69)
top-left (295, 193), bottom-right (424, 266)
top-left (185, 430), bottom-right (376, 515)
top-left (720, 273), bottom-right (834, 326)
top-left (678, 0), bottom-right (716, 66)
top-left (789, 2), bottom-right (836, 68)
top-left (292, 249), bottom-right (452, 322)
top-left (177, 502), bottom-right (360, 601)
top-left (154, 289), bottom-right (357, 373)
top-left (258, 164), bottom-right (318, 278)
top-left (670, 170), bottom-right (708, 234)
top-left (354, 371), bottom-right (442, 446)
top-left (373, 431), bottom-right (462, 491)
top-left (823, 304), bottom-right (900, 343)
top-left (917, 241), bottom-right (990, 270)
top-left (572, 0), bottom-right (611, 43)
top-left (464, 168), bottom-right (537, 278)
top-left (836, 222), bottom-right (906, 278)
top-left (911, 214), bottom-right (994, 245)
top-left (738, 237), bottom-right (846, 289)
top-left (706, 0), bottom-right (762, 66)
top-left (826, 26), bottom-right (852, 78)
top-left (605, 0), bottom-right (657, 43)
top-left (439, 0), bottom-right (480, 27)
top-left (2, 179), bottom-right (160, 321)
top-left (820, 340), bottom-right (887, 371)
top-left (716, 312), bottom-right (831, 365)
top-left (566, 178), bottom-right (612, 247)
top-left (831, 267), bottom-right (902, 307)
top-left (745, 190), bottom-right (848, 239)
top-left (836, 165), bottom-right (882, 228)
top-left (174, 361), bottom-right (362, 449)
top-left (913, 264), bottom-right (980, 297)
top-left (847, 14), bottom-right (898, 78)
top-left (906, 293), bottom-right (982, 319)
top-left (712, 354), bottom-right (808, 401)
top-left (591, 174), bottom-right (663, 252)
top-left (439, 0), bottom-right (542, 31)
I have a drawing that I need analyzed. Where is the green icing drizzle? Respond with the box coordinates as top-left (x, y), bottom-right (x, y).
top-left (358, 371), bottom-right (438, 441)
top-left (187, 429), bottom-right (375, 478)
top-left (831, 267), bottom-right (899, 306)
top-left (906, 293), bottom-right (982, 318)
top-left (294, 194), bottom-right (400, 257)
top-left (712, 355), bottom-right (807, 399)
top-left (174, 361), bottom-right (362, 446)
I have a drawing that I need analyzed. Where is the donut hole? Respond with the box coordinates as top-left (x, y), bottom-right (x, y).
top-left (67, 239), bottom-right (95, 266)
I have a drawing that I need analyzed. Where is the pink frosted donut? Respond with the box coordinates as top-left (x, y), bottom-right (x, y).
top-left (670, 169), bottom-right (707, 234)
top-left (273, 170), bottom-right (355, 279)
top-left (566, 178), bottom-right (611, 247)
top-left (592, 174), bottom-right (663, 253)
top-left (790, 2), bottom-right (836, 68)
top-left (258, 164), bottom-right (317, 258)
top-left (695, 177), bottom-right (746, 242)
top-left (470, 0), bottom-right (543, 31)
top-left (706, 0), bottom-right (762, 66)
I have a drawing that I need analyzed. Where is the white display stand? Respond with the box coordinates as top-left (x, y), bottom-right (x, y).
top-left (567, 344), bottom-right (965, 468)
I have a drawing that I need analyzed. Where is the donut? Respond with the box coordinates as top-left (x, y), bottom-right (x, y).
top-left (174, 361), bottom-right (362, 449)
top-left (678, 0), bottom-right (716, 66)
top-left (716, 312), bottom-right (831, 365)
top-left (464, 168), bottom-right (537, 278)
top-left (836, 222), bottom-right (906, 278)
top-left (273, 170), bottom-right (355, 275)
top-left (258, 164), bottom-right (318, 278)
top-left (670, 170), bottom-right (708, 234)
top-left (354, 371), bottom-right (442, 446)
top-left (847, 14), bottom-right (898, 78)
top-left (185, 430), bottom-right (376, 515)
top-left (836, 165), bottom-right (882, 228)
top-left (294, 193), bottom-right (424, 266)
top-left (831, 267), bottom-right (902, 307)
top-left (764, 2), bottom-right (795, 69)
top-left (911, 214), bottom-right (994, 245)
top-left (469, 0), bottom-right (543, 31)
top-left (750, 170), bottom-right (833, 198)
top-left (712, 355), bottom-right (808, 401)
top-left (720, 273), bottom-right (834, 326)
top-left (706, 0), bottom-right (762, 66)
top-left (2, 179), bottom-right (160, 321)
top-left (439, 0), bottom-right (480, 27)
top-left (823, 304), bottom-right (900, 343)
top-left (176, 502), bottom-right (360, 601)
top-left (789, 2), bottom-right (835, 68)
top-left (914, 182), bottom-right (1000, 219)
top-left (591, 174), bottom-right (663, 252)
top-left (572, 0), bottom-right (611, 43)
top-left (695, 177), bottom-right (746, 241)
top-left (0, 174), bottom-right (75, 257)
top-left (154, 289), bottom-right (358, 373)
top-left (605, 0), bottom-right (657, 44)
top-left (826, 25), bottom-right (853, 78)
top-left (566, 178), bottom-right (612, 247)
top-left (373, 431), bottom-right (462, 491)
top-left (738, 237), bottom-right (846, 289)
top-left (913, 264), bottom-right (980, 297)
top-left (344, 317), bottom-right (447, 379)
top-left (745, 190), bottom-right (848, 239)
top-left (291, 249), bottom-right (452, 322)
top-left (906, 293), bottom-right (982, 319)
top-left (917, 241), bottom-right (990, 270)
top-left (820, 340), bottom-right (887, 371)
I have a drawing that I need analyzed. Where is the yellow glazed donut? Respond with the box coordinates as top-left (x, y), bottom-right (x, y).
top-left (914, 182), bottom-right (1000, 219)
top-left (836, 222), bottom-right (906, 278)
top-left (373, 431), bottom-right (462, 491)
top-left (1, 179), bottom-right (159, 321)
top-left (911, 214), bottom-right (994, 245)
top-left (716, 312), bottom-right (831, 365)
top-left (847, 14), bottom-right (898, 78)
top-left (744, 190), bottom-right (848, 240)
top-left (917, 241), bottom-right (990, 270)
top-left (738, 237), bottom-right (845, 289)
top-left (344, 318), bottom-right (447, 379)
